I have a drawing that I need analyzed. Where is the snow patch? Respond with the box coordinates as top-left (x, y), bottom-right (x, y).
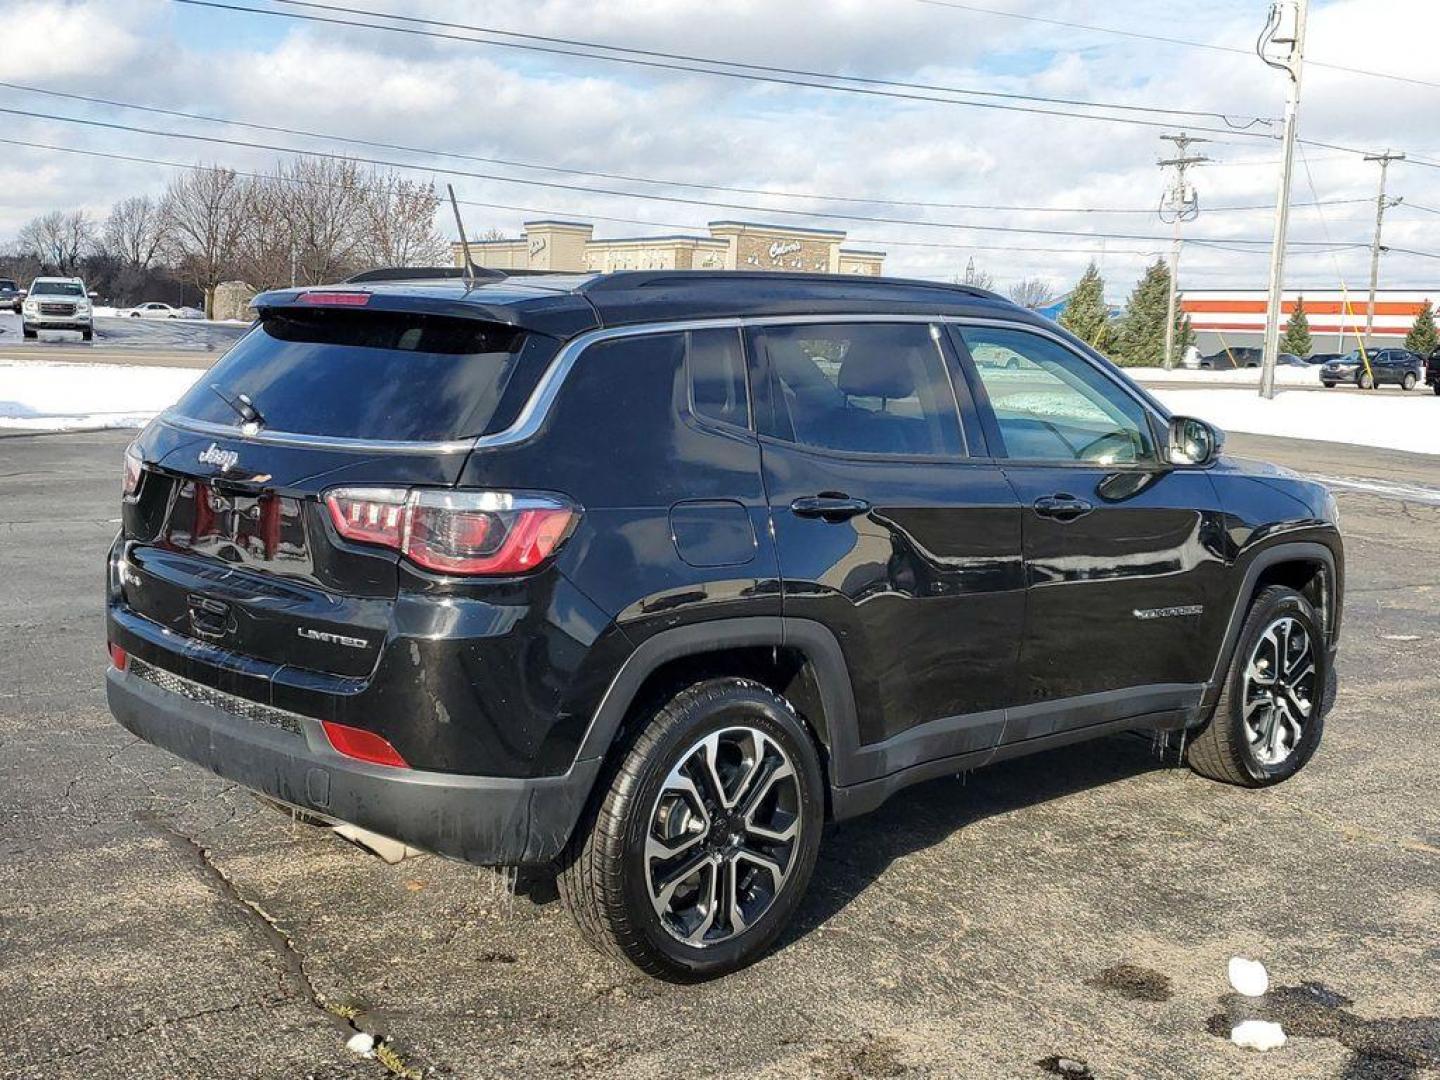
top-left (0, 360), bottom-right (201, 431)
top-left (1153, 388), bottom-right (1440, 456)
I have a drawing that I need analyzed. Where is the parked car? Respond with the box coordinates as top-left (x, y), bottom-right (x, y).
top-left (1320, 347), bottom-right (1425, 389)
top-left (1306, 352), bottom-right (1344, 366)
top-left (106, 270), bottom-right (1343, 979)
top-left (0, 278), bottom-right (21, 313)
top-left (1426, 350), bottom-right (1440, 396)
top-left (125, 301), bottom-right (197, 320)
top-left (1198, 346), bottom-right (1262, 369)
top-left (1277, 352), bottom-right (1307, 367)
top-left (20, 277), bottom-right (93, 340)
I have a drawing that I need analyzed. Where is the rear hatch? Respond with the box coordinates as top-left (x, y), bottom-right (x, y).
top-left (117, 300), bottom-right (558, 681)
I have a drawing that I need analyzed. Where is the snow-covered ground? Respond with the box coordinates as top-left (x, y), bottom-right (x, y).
top-left (1153, 387), bottom-right (1440, 456)
top-left (1129, 365), bottom-right (1320, 387)
top-left (0, 361), bottom-right (201, 431)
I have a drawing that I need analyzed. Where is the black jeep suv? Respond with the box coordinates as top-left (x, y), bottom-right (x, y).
top-left (107, 270), bottom-right (1343, 979)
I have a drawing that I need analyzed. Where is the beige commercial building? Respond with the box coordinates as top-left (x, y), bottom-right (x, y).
top-left (454, 220), bottom-right (885, 276)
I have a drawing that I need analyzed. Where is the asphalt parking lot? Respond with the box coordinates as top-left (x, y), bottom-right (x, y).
top-left (1, 430), bottom-right (1437, 1080)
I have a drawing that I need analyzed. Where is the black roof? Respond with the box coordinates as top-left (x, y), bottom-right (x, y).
top-left (252, 269), bottom-right (1032, 340)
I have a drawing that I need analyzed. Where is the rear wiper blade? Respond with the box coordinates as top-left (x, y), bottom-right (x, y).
top-left (210, 384), bottom-right (266, 430)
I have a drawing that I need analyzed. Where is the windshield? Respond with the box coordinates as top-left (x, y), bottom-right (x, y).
top-left (0, 280), bottom-right (16, 291)
top-left (171, 308), bottom-right (556, 442)
top-left (31, 281), bottom-right (85, 297)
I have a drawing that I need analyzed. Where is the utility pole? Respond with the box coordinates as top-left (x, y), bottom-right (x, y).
top-left (1362, 150), bottom-right (1404, 346)
top-left (1258, 0), bottom-right (1309, 400)
top-left (1158, 133), bottom-right (1207, 369)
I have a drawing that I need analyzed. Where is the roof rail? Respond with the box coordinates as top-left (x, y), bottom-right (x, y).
top-left (344, 265), bottom-right (507, 284)
top-left (576, 269), bottom-right (1005, 302)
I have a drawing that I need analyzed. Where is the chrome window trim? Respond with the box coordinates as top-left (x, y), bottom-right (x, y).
top-left (157, 311), bottom-right (1165, 456)
top-left (156, 412), bottom-right (479, 454)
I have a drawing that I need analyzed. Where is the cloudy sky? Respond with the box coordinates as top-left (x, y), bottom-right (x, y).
top-left (1, 0), bottom-right (1437, 299)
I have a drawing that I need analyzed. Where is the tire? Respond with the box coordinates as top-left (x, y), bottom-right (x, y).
top-left (1358, 371), bottom-right (1374, 389)
top-left (1321, 382), bottom-right (1335, 389)
top-left (1401, 373), bottom-right (1417, 391)
top-left (1433, 383), bottom-right (1440, 396)
top-left (557, 677), bottom-right (824, 981)
top-left (81, 327), bottom-right (93, 341)
top-left (130, 312), bottom-right (141, 318)
top-left (22, 323), bottom-right (36, 339)
top-left (1187, 585), bottom-right (1327, 787)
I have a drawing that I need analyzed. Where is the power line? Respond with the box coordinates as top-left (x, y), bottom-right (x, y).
top-left (909, 0), bottom-right (1440, 92)
top-left (168, 0), bottom-right (1279, 138)
top-left (0, 80), bottom-right (1370, 218)
top-left (1, 103), bottom-right (1368, 248)
top-left (174, 0), bottom-right (1433, 166)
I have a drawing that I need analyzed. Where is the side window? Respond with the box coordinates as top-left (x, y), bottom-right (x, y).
top-left (687, 328), bottom-right (749, 428)
top-left (957, 326), bottom-right (1158, 466)
top-left (755, 322), bottom-right (964, 457)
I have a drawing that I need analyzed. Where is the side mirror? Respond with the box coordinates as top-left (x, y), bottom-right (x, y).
top-left (1167, 416), bottom-right (1223, 466)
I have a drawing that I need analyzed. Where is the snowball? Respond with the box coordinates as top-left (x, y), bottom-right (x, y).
top-left (1227, 956), bottom-right (1269, 997)
top-left (345, 1032), bottom-right (376, 1057)
top-left (1231, 1020), bottom-right (1286, 1051)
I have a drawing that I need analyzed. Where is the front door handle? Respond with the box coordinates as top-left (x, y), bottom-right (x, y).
top-left (790, 494), bottom-right (872, 522)
top-left (1033, 494), bottom-right (1094, 522)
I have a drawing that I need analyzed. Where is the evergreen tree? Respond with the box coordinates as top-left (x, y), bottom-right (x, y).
top-left (1281, 296), bottom-right (1313, 356)
top-left (1058, 260), bottom-right (1112, 352)
top-left (1405, 299), bottom-right (1438, 355)
top-left (1112, 258), bottom-right (1193, 367)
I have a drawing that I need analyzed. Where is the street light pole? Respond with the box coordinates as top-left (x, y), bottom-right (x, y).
top-left (1258, 0), bottom-right (1309, 400)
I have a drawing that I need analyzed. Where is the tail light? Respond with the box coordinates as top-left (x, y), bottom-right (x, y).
top-left (324, 488), bottom-right (577, 576)
top-left (122, 442), bottom-right (143, 499)
top-left (322, 720), bottom-right (408, 768)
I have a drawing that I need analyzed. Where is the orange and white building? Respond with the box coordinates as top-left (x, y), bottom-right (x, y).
top-left (1181, 289), bottom-right (1435, 352)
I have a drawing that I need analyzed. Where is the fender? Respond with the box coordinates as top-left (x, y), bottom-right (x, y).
top-left (1200, 539), bottom-right (1340, 711)
top-left (573, 616), bottom-right (859, 772)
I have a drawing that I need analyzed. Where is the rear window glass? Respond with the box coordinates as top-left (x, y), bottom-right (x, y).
top-left (172, 309), bottom-right (555, 441)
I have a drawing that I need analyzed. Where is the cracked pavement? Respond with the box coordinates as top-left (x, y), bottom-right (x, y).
top-left (1, 430), bottom-right (1437, 1079)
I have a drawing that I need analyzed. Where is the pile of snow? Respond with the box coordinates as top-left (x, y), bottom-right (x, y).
top-left (0, 360), bottom-right (201, 431)
top-left (1130, 365), bottom-right (1319, 387)
top-left (1154, 387), bottom-right (1440, 456)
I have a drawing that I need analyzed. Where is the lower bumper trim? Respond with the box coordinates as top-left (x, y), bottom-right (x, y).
top-left (107, 667), bottom-right (599, 866)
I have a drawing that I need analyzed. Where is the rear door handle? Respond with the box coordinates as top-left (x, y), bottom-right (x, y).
top-left (1033, 494), bottom-right (1093, 522)
top-left (790, 495), bottom-right (872, 522)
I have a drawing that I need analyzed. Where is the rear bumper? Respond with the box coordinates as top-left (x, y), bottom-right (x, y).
top-left (107, 664), bottom-right (600, 866)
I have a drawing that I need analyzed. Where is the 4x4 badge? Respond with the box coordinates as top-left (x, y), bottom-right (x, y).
top-left (197, 443), bottom-right (240, 472)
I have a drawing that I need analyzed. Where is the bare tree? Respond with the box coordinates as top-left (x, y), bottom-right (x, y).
top-left (359, 174), bottom-right (447, 268)
top-left (1008, 276), bottom-right (1057, 310)
top-left (278, 157), bottom-right (369, 284)
top-left (956, 256), bottom-right (995, 291)
top-left (160, 165), bottom-right (246, 316)
top-left (102, 196), bottom-right (168, 270)
top-left (17, 210), bottom-right (96, 274)
top-left (477, 227), bottom-right (508, 241)
top-left (231, 173), bottom-right (298, 290)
